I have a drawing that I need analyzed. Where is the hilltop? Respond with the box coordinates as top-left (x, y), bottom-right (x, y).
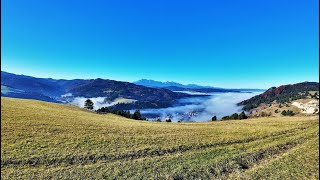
top-left (1, 97), bottom-right (319, 179)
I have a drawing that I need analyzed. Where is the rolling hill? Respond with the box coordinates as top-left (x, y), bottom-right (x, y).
top-left (1, 71), bottom-right (200, 109)
top-left (1, 97), bottom-right (319, 179)
top-left (238, 82), bottom-right (319, 111)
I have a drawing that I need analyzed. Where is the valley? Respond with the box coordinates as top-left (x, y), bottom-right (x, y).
top-left (2, 1), bottom-right (318, 179)
top-left (1, 71), bottom-right (204, 110)
top-left (140, 91), bottom-right (262, 122)
top-left (1, 78), bottom-right (318, 179)
top-left (2, 71), bottom-right (319, 122)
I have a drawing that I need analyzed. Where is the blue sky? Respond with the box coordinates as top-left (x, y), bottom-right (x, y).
top-left (2, 0), bottom-right (319, 88)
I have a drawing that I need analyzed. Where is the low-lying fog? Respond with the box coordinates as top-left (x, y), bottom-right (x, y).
top-left (66, 91), bottom-right (263, 122)
top-left (67, 97), bottom-right (136, 110)
top-left (140, 91), bottom-right (263, 122)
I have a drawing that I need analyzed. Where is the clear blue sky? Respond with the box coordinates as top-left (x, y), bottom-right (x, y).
top-left (2, 0), bottom-right (319, 88)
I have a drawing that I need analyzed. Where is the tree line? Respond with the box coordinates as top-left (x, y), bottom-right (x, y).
top-left (84, 99), bottom-right (146, 120)
top-left (212, 111), bottom-right (248, 121)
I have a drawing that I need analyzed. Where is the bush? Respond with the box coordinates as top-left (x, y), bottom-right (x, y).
top-left (212, 116), bottom-right (217, 121)
top-left (286, 110), bottom-right (294, 116)
top-left (230, 113), bottom-right (239, 120)
top-left (281, 110), bottom-right (287, 116)
top-left (281, 110), bottom-right (295, 116)
top-left (222, 116), bottom-right (230, 120)
top-left (239, 111), bottom-right (248, 120)
top-left (165, 119), bottom-right (172, 122)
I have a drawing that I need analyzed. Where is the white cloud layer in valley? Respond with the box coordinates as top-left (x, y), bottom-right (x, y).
top-left (140, 92), bottom-right (262, 122)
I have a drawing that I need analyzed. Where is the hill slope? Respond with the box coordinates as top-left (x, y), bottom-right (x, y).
top-left (1, 97), bottom-right (319, 179)
top-left (238, 82), bottom-right (319, 111)
top-left (1, 71), bottom-right (196, 109)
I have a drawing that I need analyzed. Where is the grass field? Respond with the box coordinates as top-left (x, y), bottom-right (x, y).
top-left (1, 97), bottom-right (319, 179)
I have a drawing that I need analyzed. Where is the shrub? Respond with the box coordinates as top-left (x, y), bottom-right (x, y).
top-left (221, 116), bottom-right (230, 120)
top-left (239, 111), bottom-right (248, 120)
top-left (281, 110), bottom-right (287, 116)
top-left (286, 110), bottom-right (294, 116)
top-left (230, 113), bottom-right (239, 120)
top-left (281, 110), bottom-right (295, 116)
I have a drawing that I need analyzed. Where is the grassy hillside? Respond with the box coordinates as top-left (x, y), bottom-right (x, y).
top-left (1, 97), bottom-right (319, 179)
top-left (238, 82), bottom-right (319, 111)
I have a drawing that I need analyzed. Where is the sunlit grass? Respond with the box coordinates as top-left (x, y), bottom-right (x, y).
top-left (1, 97), bottom-right (318, 179)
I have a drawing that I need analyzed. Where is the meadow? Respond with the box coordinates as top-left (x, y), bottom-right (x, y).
top-left (1, 97), bottom-right (319, 179)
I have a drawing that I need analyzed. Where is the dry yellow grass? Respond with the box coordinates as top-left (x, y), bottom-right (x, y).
top-left (1, 97), bottom-right (319, 179)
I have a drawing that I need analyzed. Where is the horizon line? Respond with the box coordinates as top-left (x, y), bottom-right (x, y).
top-left (2, 70), bottom-right (318, 90)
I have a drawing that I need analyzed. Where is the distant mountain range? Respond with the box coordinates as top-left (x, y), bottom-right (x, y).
top-left (133, 79), bottom-right (265, 93)
top-left (133, 79), bottom-right (216, 89)
top-left (238, 82), bottom-right (319, 111)
top-left (1, 71), bottom-right (203, 109)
